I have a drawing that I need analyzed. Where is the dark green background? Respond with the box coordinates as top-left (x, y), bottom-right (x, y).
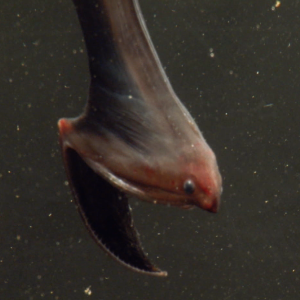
top-left (1, 0), bottom-right (299, 299)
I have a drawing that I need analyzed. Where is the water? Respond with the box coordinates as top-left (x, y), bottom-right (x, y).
top-left (0, 0), bottom-right (299, 299)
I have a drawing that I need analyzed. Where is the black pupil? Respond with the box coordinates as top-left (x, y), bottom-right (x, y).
top-left (183, 180), bottom-right (195, 195)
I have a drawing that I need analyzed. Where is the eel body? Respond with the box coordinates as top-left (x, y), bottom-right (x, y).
top-left (58, 0), bottom-right (222, 276)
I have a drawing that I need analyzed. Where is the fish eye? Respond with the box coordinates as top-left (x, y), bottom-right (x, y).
top-left (183, 179), bottom-right (195, 195)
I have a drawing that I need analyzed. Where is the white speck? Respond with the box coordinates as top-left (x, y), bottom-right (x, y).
top-left (32, 39), bottom-right (41, 46)
top-left (84, 286), bottom-right (92, 296)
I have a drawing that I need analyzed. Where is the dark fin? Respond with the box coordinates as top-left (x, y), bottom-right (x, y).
top-left (63, 147), bottom-right (167, 276)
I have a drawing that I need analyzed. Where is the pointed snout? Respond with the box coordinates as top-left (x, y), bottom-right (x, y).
top-left (207, 195), bottom-right (220, 213)
top-left (195, 189), bottom-right (221, 213)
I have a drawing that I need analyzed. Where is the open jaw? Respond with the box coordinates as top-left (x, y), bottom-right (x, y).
top-left (63, 147), bottom-right (169, 276)
top-left (58, 0), bottom-right (223, 276)
top-left (63, 145), bottom-right (218, 275)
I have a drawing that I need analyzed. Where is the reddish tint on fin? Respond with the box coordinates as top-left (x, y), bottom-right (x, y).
top-left (58, 118), bottom-right (73, 136)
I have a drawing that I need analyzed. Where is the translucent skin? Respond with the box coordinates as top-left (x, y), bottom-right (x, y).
top-left (59, 117), bottom-right (222, 212)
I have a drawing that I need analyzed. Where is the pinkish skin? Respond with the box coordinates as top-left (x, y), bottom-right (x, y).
top-left (58, 115), bottom-right (222, 213)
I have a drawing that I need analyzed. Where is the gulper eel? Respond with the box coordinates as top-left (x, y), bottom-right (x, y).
top-left (58, 0), bottom-right (222, 276)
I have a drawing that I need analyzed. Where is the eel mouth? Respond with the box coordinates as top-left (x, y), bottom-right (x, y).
top-left (82, 155), bottom-right (220, 212)
top-left (124, 178), bottom-right (220, 213)
top-left (101, 169), bottom-right (219, 212)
